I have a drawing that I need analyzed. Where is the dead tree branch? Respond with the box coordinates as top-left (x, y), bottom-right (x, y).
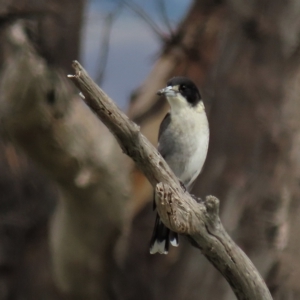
top-left (68, 60), bottom-right (273, 300)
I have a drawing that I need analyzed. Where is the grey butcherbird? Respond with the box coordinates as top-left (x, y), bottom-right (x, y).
top-left (149, 76), bottom-right (209, 255)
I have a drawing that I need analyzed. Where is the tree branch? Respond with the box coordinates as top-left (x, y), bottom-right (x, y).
top-left (68, 60), bottom-right (272, 300)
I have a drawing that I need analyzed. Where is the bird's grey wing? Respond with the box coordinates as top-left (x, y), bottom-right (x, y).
top-left (153, 112), bottom-right (171, 211)
top-left (157, 112), bottom-right (171, 158)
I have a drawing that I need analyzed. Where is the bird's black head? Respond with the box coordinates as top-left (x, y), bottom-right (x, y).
top-left (167, 76), bottom-right (201, 106)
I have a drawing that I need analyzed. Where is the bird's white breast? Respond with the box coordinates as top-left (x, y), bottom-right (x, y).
top-left (158, 102), bottom-right (209, 190)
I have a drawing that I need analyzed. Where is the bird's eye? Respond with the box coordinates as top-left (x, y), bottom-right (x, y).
top-left (180, 85), bottom-right (186, 91)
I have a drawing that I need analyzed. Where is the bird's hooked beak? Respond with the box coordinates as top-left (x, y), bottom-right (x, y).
top-left (157, 85), bottom-right (178, 96)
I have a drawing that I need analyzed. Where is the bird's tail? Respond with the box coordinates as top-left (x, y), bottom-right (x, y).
top-left (149, 214), bottom-right (179, 254)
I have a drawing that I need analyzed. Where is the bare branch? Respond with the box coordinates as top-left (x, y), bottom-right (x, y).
top-left (68, 60), bottom-right (273, 300)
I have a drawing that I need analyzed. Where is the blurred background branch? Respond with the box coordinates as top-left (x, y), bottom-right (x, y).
top-left (119, 0), bottom-right (165, 40)
top-left (96, 3), bottom-right (123, 85)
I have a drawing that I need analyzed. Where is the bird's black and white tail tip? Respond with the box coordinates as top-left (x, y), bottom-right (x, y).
top-left (149, 215), bottom-right (179, 254)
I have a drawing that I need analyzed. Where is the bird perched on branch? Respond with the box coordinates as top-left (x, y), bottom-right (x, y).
top-left (150, 76), bottom-right (209, 254)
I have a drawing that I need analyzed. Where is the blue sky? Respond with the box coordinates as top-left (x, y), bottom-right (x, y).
top-left (80, 0), bottom-right (192, 109)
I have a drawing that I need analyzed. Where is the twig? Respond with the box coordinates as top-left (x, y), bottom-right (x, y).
top-left (119, 0), bottom-right (164, 40)
top-left (68, 60), bottom-right (273, 300)
top-left (96, 4), bottom-right (123, 85)
top-left (157, 0), bottom-right (174, 36)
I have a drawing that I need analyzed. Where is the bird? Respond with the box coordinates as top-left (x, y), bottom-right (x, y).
top-left (149, 76), bottom-right (209, 255)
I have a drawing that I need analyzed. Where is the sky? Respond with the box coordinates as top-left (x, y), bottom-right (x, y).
top-left (80, 0), bottom-right (192, 109)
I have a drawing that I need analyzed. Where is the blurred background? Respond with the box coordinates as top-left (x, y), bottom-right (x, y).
top-left (82, 0), bottom-right (192, 109)
top-left (0, 0), bottom-right (300, 299)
